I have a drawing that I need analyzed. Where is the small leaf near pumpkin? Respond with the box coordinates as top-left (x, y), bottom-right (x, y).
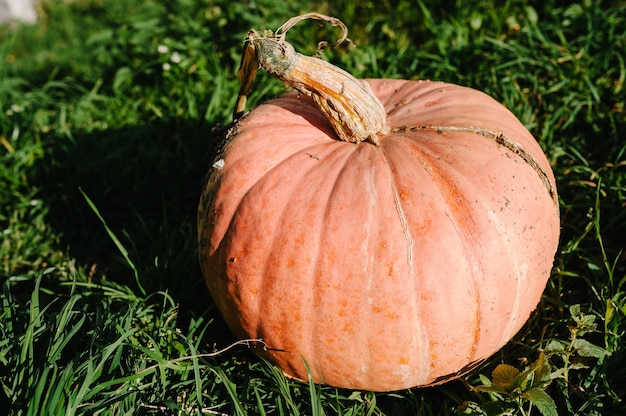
top-left (571, 338), bottom-right (609, 359)
top-left (478, 373), bottom-right (492, 386)
top-left (491, 364), bottom-right (521, 392)
top-left (521, 388), bottom-right (558, 416)
top-left (525, 351), bottom-right (552, 387)
top-left (569, 303), bottom-right (582, 318)
top-left (542, 340), bottom-right (566, 354)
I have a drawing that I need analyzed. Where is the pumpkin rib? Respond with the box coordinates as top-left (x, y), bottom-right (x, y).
top-left (216, 138), bottom-right (328, 351)
top-left (254, 143), bottom-right (355, 355)
top-left (364, 144), bottom-right (435, 387)
top-left (231, 139), bottom-right (364, 382)
top-left (326, 145), bottom-right (372, 386)
top-left (289, 142), bottom-right (432, 388)
top-left (361, 146), bottom-right (415, 387)
top-left (392, 124), bottom-right (552, 352)
top-left (401, 127), bottom-right (553, 359)
top-left (387, 160), bottom-right (415, 275)
top-left (394, 127), bottom-right (554, 358)
top-left (308, 143), bottom-right (359, 381)
top-left (382, 135), bottom-right (484, 365)
top-left (312, 144), bottom-right (377, 384)
top-left (378, 145), bottom-right (433, 383)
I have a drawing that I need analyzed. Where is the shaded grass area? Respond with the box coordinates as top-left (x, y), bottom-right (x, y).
top-left (1, 0), bottom-right (625, 414)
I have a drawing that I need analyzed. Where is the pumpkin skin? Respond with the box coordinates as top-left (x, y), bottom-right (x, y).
top-left (198, 78), bottom-right (560, 391)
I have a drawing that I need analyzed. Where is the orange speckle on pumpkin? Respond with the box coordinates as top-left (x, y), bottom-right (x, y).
top-left (398, 189), bottom-right (410, 201)
top-left (385, 312), bottom-right (399, 320)
top-left (430, 355), bottom-right (438, 369)
top-left (428, 341), bottom-right (439, 369)
top-left (342, 322), bottom-right (354, 334)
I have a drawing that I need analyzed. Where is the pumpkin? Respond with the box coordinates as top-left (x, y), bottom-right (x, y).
top-left (198, 14), bottom-right (560, 392)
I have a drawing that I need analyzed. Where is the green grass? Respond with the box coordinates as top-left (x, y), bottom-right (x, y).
top-left (1, 0), bottom-right (625, 414)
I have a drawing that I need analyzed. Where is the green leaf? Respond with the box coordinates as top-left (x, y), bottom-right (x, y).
top-left (511, 351), bottom-right (553, 392)
top-left (525, 6), bottom-right (538, 25)
top-left (569, 304), bottom-right (582, 318)
top-left (578, 314), bottom-right (598, 332)
top-left (492, 364), bottom-right (520, 392)
top-left (529, 352), bottom-right (553, 385)
top-left (86, 28), bottom-right (114, 45)
top-left (571, 339), bottom-right (609, 358)
top-left (302, 357), bottom-right (323, 416)
top-left (470, 12), bottom-right (483, 30)
top-left (521, 388), bottom-right (558, 416)
top-left (543, 340), bottom-right (566, 353)
top-left (478, 373), bottom-right (492, 386)
top-left (567, 363), bottom-right (589, 371)
top-left (113, 67), bottom-right (133, 94)
top-left (212, 368), bottom-right (247, 416)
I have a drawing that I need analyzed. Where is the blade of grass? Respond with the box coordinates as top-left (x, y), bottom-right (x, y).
top-left (79, 188), bottom-right (145, 295)
top-left (48, 297), bottom-right (85, 363)
top-left (68, 326), bottom-right (140, 413)
top-left (181, 332), bottom-right (205, 412)
top-left (303, 357), bottom-right (323, 416)
top-left (211, 367), bottom-right (247, 416)
top-left (253, 383), bottom-right (268, 416)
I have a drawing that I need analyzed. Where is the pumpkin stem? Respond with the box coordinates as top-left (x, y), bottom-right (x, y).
top-left (235, 14), bottom-right (389, 145)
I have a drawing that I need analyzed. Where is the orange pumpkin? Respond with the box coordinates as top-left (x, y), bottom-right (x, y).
top-left (198, 18), bottom-right (559, 392)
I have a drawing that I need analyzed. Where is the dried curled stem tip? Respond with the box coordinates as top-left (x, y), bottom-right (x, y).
top-left (234, 13), bottom-right (389, 145)
top-left (275, 12), bottom-right (351, 56)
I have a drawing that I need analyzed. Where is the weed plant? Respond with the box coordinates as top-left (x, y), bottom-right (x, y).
top-left (1, 0), bottom-right (624, 414)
